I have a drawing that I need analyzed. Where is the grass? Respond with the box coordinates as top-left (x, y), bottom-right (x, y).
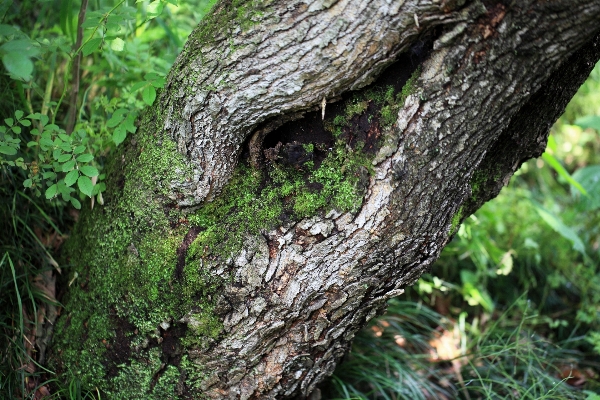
top-left (0, 168), bottom-right (74, 399)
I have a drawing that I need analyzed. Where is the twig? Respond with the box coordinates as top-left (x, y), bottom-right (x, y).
top-left (66, 0), bottom-right (89, 134)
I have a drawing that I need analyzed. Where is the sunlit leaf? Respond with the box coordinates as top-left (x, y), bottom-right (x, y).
top-left (147, 0), bottom-right (164, 18)
top-left (110, 37), bottom-right (125, 52)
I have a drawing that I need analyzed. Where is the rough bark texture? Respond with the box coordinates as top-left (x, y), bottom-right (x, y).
top-left (50, 0), bottom-right (600, 399)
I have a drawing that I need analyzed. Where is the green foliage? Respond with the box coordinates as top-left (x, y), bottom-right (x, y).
top-left (0, 0), bottom-right (216, 209)
top-left (0, 173), bottom-right (77, 399)
top-left (326, 299), bottom-right (591, 400)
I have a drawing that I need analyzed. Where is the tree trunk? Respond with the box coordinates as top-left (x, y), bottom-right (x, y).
top-left (49, 0), bottom-right (600, 398)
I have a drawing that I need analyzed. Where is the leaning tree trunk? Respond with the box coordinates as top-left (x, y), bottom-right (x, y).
top-left (49, 0), bottom-right (600, 398)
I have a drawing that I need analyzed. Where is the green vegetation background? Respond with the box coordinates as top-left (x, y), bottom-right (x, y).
top-left (1, 0), bottom-right (599, 398)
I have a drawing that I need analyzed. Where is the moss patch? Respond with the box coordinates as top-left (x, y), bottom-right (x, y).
top-left (450, 205), bottom-right (464, 235)
top-left (50, 108), bottom-right (220, 397)
top-left (50, 44), bottom-right (425, 399)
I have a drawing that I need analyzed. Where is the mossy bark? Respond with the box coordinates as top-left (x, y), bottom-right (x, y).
top-left (49, 0), bottom-right (600, 398)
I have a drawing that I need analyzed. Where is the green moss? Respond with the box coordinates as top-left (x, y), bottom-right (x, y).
top-left (327, 68), bottom-right (421, 134)
top-left (53, 50), bottom-right (423, 399)
top-left (184, 0), bottom-right (270, 58)
top-left (51, 107), bottom-right (222, 397)
top-left (380, 105), bottom-right (396, 127)
top-left (450, 206), bottom-right (464, 235)
top-left (345, 99), bottom-right (368, 118)
top-left (470, 170), bottom-right (488, 203)
top-left (183, 113), bottom-right (375, 262)
top-left (397, 68), bottom-right (420, 106)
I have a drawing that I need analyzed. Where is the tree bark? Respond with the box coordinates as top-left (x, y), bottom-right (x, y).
top-left (49, 0), bottom-right (600, 398)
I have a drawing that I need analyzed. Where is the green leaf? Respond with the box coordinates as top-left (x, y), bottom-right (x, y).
top-left (81, 17), bottom-right (101, 29)
top-left (112, 125), bottom-right (126, 146)
top-left (144, 72), bottom-right (160, 81)
top-left (70, 197), bottom-right (81, 209)
top-left (64, 169), bottom-right (79, 186)
top-left (572, 165), bottom-right (600, 211)
top-left (147, 0), bottom-right (164, 18)
top-left (123, 113), bottom-right (137, 133)
top-left (60, 187), bottom-right (71, 201)
top-left (81, 38), bottom-right (102, 56)
top-left (76, 153), bottom-right (94, 163)
top-left (11, 125), bottom-right (21, 134)
top-left (0, 145), bottom-right (16, 155)
top-left (62, 159), bottom-right (76, 172)
top-left (73, 145), bottom-right (86, 154)
top-left (574, 115), bottom-right (600, 131)
top-left (45, 183), bottom-right (58, 199)
top-left (15, 110), bottom-right (23, 120)
top-left (107, 108), bottom-right (127, 128)
top-left (58, 133), bottom-right (70, 142)
top-left (27, 141), bottom-right (38, 147)
top-left (4, 118), bottom-right (13, 126)
top-left (130, 81), bottom-right (147, 92)
top-left (142, 85), bottom-right (156, 105)
top-left (0, 24), bottom-right (18, 36)
top-left (2, 51), bottom-right (33, 80)
top-left (77, 175), bottom-right (94, 197)
top-left (542, 152), bottom-right (587, 195)
top-left (532, 202), bottom-right (587, 257)
top-left (79, 165), bottom-right (99, 177)
top-left (1, 39), bottom-right (40, 57)
top-left (23, 179), bottom-right (32, 188)
top-left (42, 171), bottom-right (57, 180)
top-left (150, 77), bottom-right (165, 88)
top-left (57, 153), bottom-right (72, 163)
top-left (19, 119), bottom-right (31, 127)
top-left (109, 37), bottom-right (125, 51)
